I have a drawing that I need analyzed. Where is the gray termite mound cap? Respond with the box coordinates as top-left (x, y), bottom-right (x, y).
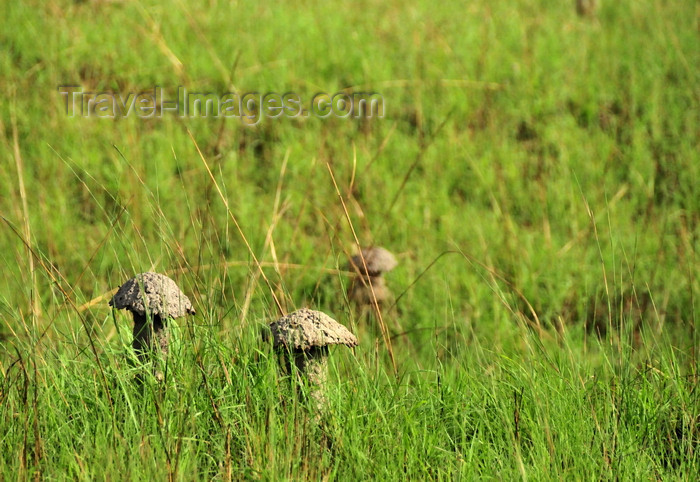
top-left (269, 308), bottom-right (358, 351)
top-left (109, 272), bottom-right (195, 318)
top-left (349, 247), bottom-right (398, 277)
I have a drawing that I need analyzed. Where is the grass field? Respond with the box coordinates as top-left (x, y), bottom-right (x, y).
top-left (1, 0), bottom-right (698, 479)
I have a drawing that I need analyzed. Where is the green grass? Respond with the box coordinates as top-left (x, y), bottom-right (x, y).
top-left (0, 0), bottom-right (698, 479)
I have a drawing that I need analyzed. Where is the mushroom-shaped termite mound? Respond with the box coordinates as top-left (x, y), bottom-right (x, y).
top-left (347, 247), bottom-right (397, 307)
top-left (269, 308), bottom-right (357, 408)
top-left (348, 246), bottom-right (398, 278)
top-left (110, 272), bottom-right (195, 376)
top-left (576, 0), bottom-right (598, 17)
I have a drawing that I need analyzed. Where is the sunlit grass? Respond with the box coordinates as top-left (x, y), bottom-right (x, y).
top-left (0, 0), bottom-right (697, 479)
